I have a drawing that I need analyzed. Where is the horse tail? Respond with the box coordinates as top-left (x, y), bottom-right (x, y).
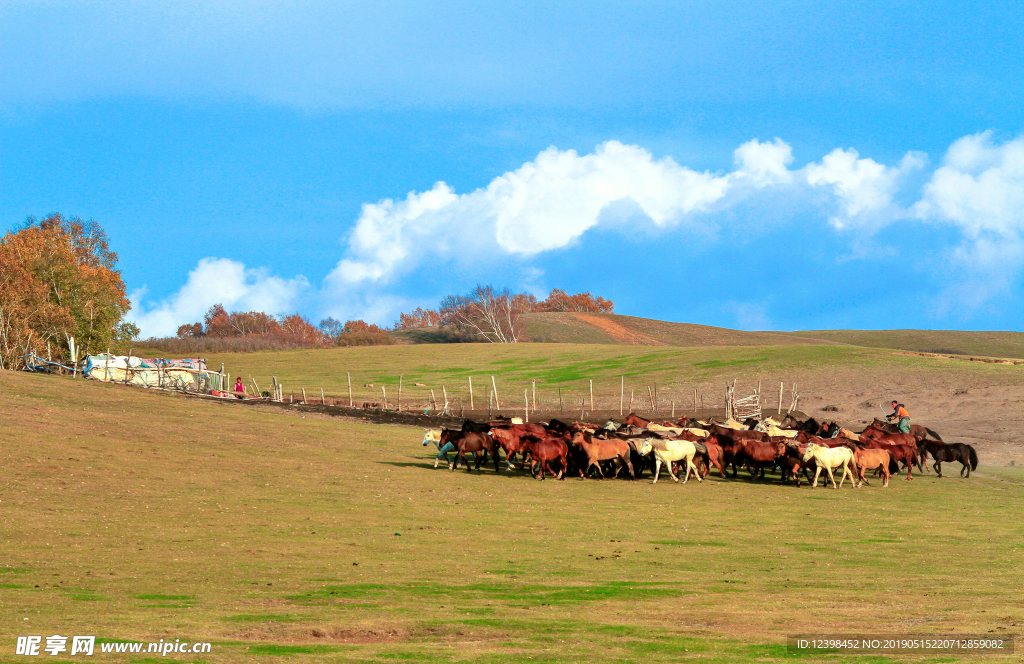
top-left (968, 445), bottom-right (978, 471)
top-left (926, 427), bottom-right (943, 442)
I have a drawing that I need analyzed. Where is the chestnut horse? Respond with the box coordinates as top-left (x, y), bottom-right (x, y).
top-left (858, 437), bottom-right (917, 480)
top-left (490, 427), bottom-right (527, 471)
top-left (440, 428), bottom-right (499, 473)
top-left (522, 436), bottom-right (568, 480)
top-left (853, 448), bottom-right (892, 487)
top-left (571, 431), bottom-right (635, 479)
top-left (738, 438), bottom-right (783, 480)
top-left (862, 423), bottom-right (926, 471)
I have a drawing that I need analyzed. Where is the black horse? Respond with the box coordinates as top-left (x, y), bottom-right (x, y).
top-left (461, 418), bottom-right (492, 434)
top-left (781, 414), bottom-right (821, 434)
top-left (919, 440), bottom-right (978, 478)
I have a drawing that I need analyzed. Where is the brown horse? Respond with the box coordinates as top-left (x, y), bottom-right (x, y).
top-left (738, 438), bottom-right (782, 479)
top-left (571, 431), bottom-right (634, 479)
top-left (622, 413), bottom-right (652, 428)
top-left (522, 436), bottom-right (568, 480)
top-left (858, 437), bottom-right (917, 480)
top-left (490, 427), bottom-right (527, 471)
top-left (853, 448), bottom-right (892, 487)
top-left (870, 417), bottom-right (944, 443)
top-left (440, 428), bottom-right (499, 473)
top-left (863, 421), bottom-right (928, 471)
top-left (708, 422), bottom-right (766, 441)
top-left (778, 441), bottom-right (810, 486)
top-left (693, 439), bottom-right (725, 478)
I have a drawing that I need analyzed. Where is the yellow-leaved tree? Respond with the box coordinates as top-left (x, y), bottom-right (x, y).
top-left (0, 214), bottom-right (132, 369)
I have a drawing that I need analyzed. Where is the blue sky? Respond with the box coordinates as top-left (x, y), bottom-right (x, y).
top-left (2, 0), bottom-right (1023, 335)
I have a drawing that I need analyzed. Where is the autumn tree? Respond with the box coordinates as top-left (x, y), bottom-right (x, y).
top-left (439, 285), bottom-right (536, 343)
top-left (535, 288), bottom-right (614, 313)
top-left (0, 214), bottom-right (130, 369)
top-left (396, 307), bottom-right (442, 330)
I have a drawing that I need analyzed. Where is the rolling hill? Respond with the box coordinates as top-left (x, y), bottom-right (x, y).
top-left (396, 312), bottom-right (1024, 359)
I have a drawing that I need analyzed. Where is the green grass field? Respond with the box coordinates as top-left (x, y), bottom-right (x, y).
top-left (3, 367), bottom-right (1023, 663)
top-left (199, 342), bottom-right (1024, 414)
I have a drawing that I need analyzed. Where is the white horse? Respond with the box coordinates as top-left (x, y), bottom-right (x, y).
top-left (637, 438), bottom-right (701, 484)
top-left (421, 429), bottom-right (456, 468)
top-left (802, 442), bottom-right (856, 489)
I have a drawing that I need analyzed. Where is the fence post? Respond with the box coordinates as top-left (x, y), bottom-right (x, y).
top-left (532, 380), bottom-right (536, 412)
top-left (589, 379), bottom-right (594, 415)
top-left (491, 375), bottom-right (500, 409)
top-left (620, 376), bottom-right (624, 416)
top-left (321, 388), bottom-right (325, 405)
top-left (398, 375), bottom-right (403, 412)
top-left (524, 388), bottom-right (529, 422)
top-left (647, 386), bottom-right (655, 413)
top-left (301, 388), bottom-right (307, 404)
top-left (347, 372), bottom-right (353, 407)
top-left (382, 385), bottom-right (387, 410)
top-left (468, 376), bottom-right (474, 410)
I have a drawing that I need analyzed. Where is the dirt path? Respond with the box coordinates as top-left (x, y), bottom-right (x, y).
top-left (573, 314), bottom-right (667, 345)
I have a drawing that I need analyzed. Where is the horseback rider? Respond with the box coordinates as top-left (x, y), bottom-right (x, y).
top-left (886, 400), bottom-right (911, 433)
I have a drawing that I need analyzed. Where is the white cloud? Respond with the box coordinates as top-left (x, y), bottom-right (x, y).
top-left (915, 131), bottom-right (1024, 239)
top-left (325, 140), bottom-right (798, 291)
top-left (912, 132), bottom-right (1024, 313)
top-left (804, 147), bottom-right (925, 231)
top-left (733, 138), bottom-right (794, 186)
top-left (135, 132), bottom-right (1024, 330)
top-left (128, 257), bottom-right (308, 337)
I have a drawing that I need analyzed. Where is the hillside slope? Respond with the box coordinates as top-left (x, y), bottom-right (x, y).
top-left (522, 313), bottom-right (829, 346)
top-left (780, 329), bottom-right (1024, 359)
top-left (392, 313), bottom-right (1024, 358)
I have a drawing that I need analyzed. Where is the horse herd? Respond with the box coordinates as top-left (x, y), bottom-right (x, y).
top-left (421, 412), bottom-right (979, 488)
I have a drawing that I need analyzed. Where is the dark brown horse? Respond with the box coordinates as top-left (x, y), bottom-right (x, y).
top-left (918, 440), bottom-right (978, 478)
top-left (738, 438), bottom-right (783, 479)
top-left (440, 428), bottom-right (499, 473)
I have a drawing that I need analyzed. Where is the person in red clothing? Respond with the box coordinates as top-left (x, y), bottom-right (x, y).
top-left (234, 376), bottom-right (246, 399)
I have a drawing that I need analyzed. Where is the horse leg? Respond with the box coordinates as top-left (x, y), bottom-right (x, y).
top-left (824, 465), bottom-right (837, 489)
top-left (837, 463), bottom-right (848, 489)
top-left (934, 459), bottom-right (942, 478)
top-left (811, 466), bottom-right (822, 489)
top-left (688, 457), bottom-right (701, 483)
top-left (667, 457), bottom-right (680, 483)
top-left (882, 464), bottom-right (890, 487)
top-left (652, 457), bottom-right (662, 484)
top-left (905, 457), bottom-right (913, 481)
top-left (623, 455), bottom-right (635, 479)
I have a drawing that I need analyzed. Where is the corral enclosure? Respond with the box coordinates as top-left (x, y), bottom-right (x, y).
top-left (3, 341), bottom-right (1024, 663)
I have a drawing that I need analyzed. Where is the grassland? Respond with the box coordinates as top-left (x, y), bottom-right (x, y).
top-left (2, 368), bottom-right (1023, 663)
top-left (200, 342), bottom-right (1024, 420)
